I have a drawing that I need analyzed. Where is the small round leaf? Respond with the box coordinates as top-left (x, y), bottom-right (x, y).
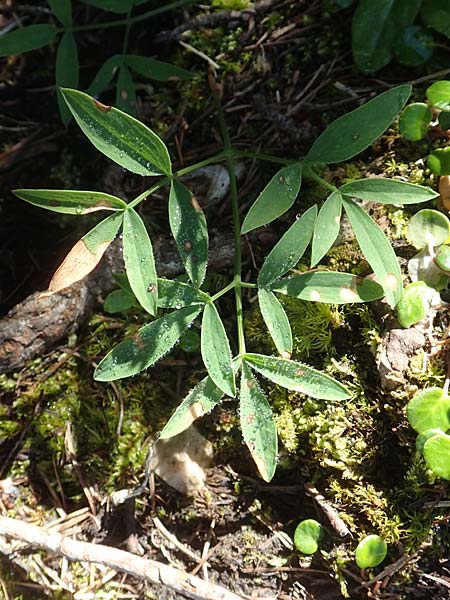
top-left (408, 209), bottom-right (450, 248)
top-left (406, 387), bottom-right (450, 434)
top-left (435, 245), bottom-right (450, 272)
top-left (416, 428), bottom-right (444, 453)
top-left (294, 519), bottom-right (323, 555)
top-left (397, 281), bottom-right (440, 328)
top-left (423, 431), bottom-right (450, 479)
top-left (428, 148), bottom-right (450, 176)
top-left (427, 81), bottom-right (450, 112)
top-left (399, 103), bottom-right (432, 142)
top-left (355, 535), bottom-right (387, 569)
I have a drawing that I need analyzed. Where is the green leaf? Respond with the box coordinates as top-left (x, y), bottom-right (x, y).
top-left (241, 163), bottom-right (302, 234)
top-left (240, 363), bottom-right (278, 482)
top-left (48, 0), bottom-right (72, 26)
top-left (406, 387), bottom-right (450, 434)
top-left (56, 32), bottom-right (79, 125)
top-left (160, 376), bottom-right (224, 438)
top-left (428, 147), bottom-right (450, 176)
top-left (342, 197), bottom-right (402, 307)
top-left (201, 303), bottom-right (235, 397)
top-left (399, 103), bottom-right (433, 141)
top-left (423, 432), bottom-right (450, 479)
top-left (123, 208), bottom-right (158, 316)
top-left (169, 180), bottom-right (208, 288)
top-left (115, 64), bottom-right (136, 116)
top-left (395, 26), bottom-right (434, 67)
top-left (421, 0), bottom-right (450, 40)
top-left (294, 520), bottom-right (323, 555)
top-left (408, 209), bottom-right (450, 248)
top-left (397, 281), bottom-right (440, 328)
top-left (352, 0), bottom-right (422, 73)
top-left (80, 0), bottom-right (133, 12)
top-left (13, 188), bottom-right (126, 214)
top-left (244, 353), bottom-right (351, 400)
top-left (426, 81), bottom-right (450, 111)
top-left (435, 245), bottom-right (450, 272)
top-left (258, 289), bottom-right (292, 357)
top-left (271, 272), bottom-right (385, 304)
top-left (94, 305), bottom-right (201, 381)
top-left (311, 191), bottom-right (342, 267)
top-left (87, 55), bottom-right (122, 97)
top-left (104, 289), bottom-right (136, 313)
top-left (355, 535), bottom-right (387, 568)
top-left (341, 178), bottom-right (437, 205)
top-left (305, 86), bottom-right (411, 164)
top-left (157, 278), bottom-right (208, 309)
top-left (0, 24), bottom-right (57, 57)
top-left (416, 428), bottom-right (444, 453)
top-left (125, 54), bottom-right (193, 81)
top-left (258, 205), bottom-right (317, 286)
top-left (61, 88), bottom-right (171, 176)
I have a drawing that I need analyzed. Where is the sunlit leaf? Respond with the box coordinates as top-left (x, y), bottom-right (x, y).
top-left (244, 353), bottom-right (351, 400)
top-left (406, 387), bottom-right (450, 434)
top-left (271, 271), bottom-right (384, 304)
top-left (241, 163), bottom-right (302, 234)
top-left (160, 376), bottom-right (224, 438)
top-left (258, 205), bottom-right (316, 287)
top-left (87, 55), bottom-right (122, 97)
top-left (0, 24), bottom-right (57, 57)
top-left (355, 535), bottom-right (387, 568)
top-left (408, 209), bottom-right (450, 249)
top-left (397, 281), bottom-right (440, 328)
top-left (116, 64), bottom-right (136, 116)
top-left (13, 188), bottom-right (126, 214)
top-left (56, 32), bottom-right (79, 125)
top-left (157, 278), bottom-right (208, 309)
top-left (305, 86), bottom-right (411, 164)
top-left (201, 303), bottom-right (235, 397)
top-left (169, 180), bottom-right (208, 288)
top-left (94, 305), bottom-right (201, 381)
top-left (399, 103), bottom-right (432, 141)
top-left (125, 54), bottom-right (193, 81)
top-left (423, 432), bottom-right (450, 480)
top-left (240, 363), bottom-right (278, 482)
top-left (61, 88), bottom-right (171, 176)
top-left (122, 208), bottom-right (158, 316)
top-left (342, 197), bottom-right (402, 307)
top-left (294, 520), bottom-right (323, 555)
top-left (258, 289), bottom-right (292, 357)
top-left (426, 81), bottom-right (450, 111)
top-left (311, 191), bottom-right (342, 267)
top-left (341, 178), bottom-right (437, 204)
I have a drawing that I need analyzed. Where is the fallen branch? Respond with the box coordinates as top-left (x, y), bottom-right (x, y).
top-left (0, 515), bottom-right (244, 600)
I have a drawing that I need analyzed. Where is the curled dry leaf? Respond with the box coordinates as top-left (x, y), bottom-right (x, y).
top-left (439, 175), bottom-right (450, 211)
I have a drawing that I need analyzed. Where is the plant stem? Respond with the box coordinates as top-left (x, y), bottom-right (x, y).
top-left (303, 165), bottom-right (339, 193)
top-left (211, 281), bottom-right (236, 302)
top-left (122, 8), bottom-right (132, 55)
top-left (233, 150), bottom-right (296, 166)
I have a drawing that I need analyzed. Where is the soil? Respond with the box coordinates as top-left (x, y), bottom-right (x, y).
top-left (2, 1), bottom-right (450, 599)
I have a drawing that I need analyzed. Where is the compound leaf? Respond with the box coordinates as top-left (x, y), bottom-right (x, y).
top-left (244, 353), bottom-right (351, 400)
top-left (201, 303), bottom-right (235, 397)
top-left (87, 55), bottom-right (122, 97)
top-left (258, 288), bottom-right (292, 357)
top-left (122, 208), bottom-right (158, 316)
top-left (258, 205), bottom-right (316, 287)
top-left (56, 32), bottom-right (79, 125)
top-left (125, 54), bottom-right (193, 81)
top-left (169, 179), bottom-right (208, 288)
top-left (305, 86), bottom-right (411, 164)
top-left (160, 376), bottom-right (224, 438)
top-left (311, 191), bottom-right (342, 267)
top-left (342, 197), bottom-right (402, 307)
top-left (340, 178), bottom-right (437, 204)
top-left (94, 305), bottom-right (201, 381)
top-left (61, 88), bottom-right (171, 176)
top-left (240, 363), bottom-right (278, 482)
top-left (13, 188), bottom-right (126, 214)
top-left (241, 163), bottom-right (302, 234)
top-left (116, 64), bottom-right (136, 116)
top-left (0, 24), bottom-right (57, 57)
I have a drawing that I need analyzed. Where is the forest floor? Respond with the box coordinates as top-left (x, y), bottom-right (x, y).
top-left (1, 1), bottom-right (450, 599)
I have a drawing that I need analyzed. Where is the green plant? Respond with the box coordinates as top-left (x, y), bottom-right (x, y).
top-left (0, 0), bottom-right (193, 122)
top-left (355, 534), bottom-right (388, 568)
top-left (13, 83), bottom-right (439, 481)
top-left (293, 519), bottom-right (323, 554)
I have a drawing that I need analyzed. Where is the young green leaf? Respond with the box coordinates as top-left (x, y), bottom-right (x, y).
top-left (258, 205), bottom-right (317, 287)
top-left (423, 432), bottom-right (450, 480)
top-left (421, 0), bottom-right (450, 41)
top-left (311, 191), bottom-right (342, 267)
top-left (13, 189), bottom-right (126, 214)
top-left (104, 289), bottom-right (136, 313)
top-left (241, 163), bottom-right (302, 234)
top-left (61, 88), bottom-right (171, 176)
top-left (0, 24), bottom-right (57, 57)
top-left (397, 282), bottom-right (440, 328)
top-left (48, 0), bottom-right (72, 27)
top-left (305, 86), bottom-right (411, 165)
top-left (435, 245), bottom-right (450, 272)
top-left (157, 279), bottom-right (208, 309)
top-left (258, 289), bottom-right (292, 358)
top-left (80, 0), bottom-right (133, 13)
top-left (87, 55), bottom-right (122, 97)
top-left (406, 387), bottom-right (450, 434)
top-left (240, 363), bottom-right (278, 482)
top-left (122, 208), bottom-right (158, 316)
top-left (408, 209), bottom-right (450, 248)
top-left (94, 305), bottom-right (201, 381)
top-left (169, 180), bottom-right (208, 288)
top-left (294, 520), bottom-right (323, 555)
top-left (244, 353), bottom-right (351, 400)
top-left (399, 103), bottom-right (433, 142)
top-left (56, 32), bottom-right (79, 125)
top-left (271, 272), bottom-right (384, 304)
top-left (426, 81), bottom-right (450, 111)
top-left (41, 211), bottom-right (123, 296)
top-left (352, 0), bottom-right (422, 73)
top-left (116, 64), bottom-right (136, 116)
top-left (341, 178), bottom-right (437, 205)
top-left (428, 148), bottom-right (450, 176)
top-left (201, 303), bottom-right (235, 397)
top-left (160, 376), bottom-right (224, 439)
top-left (355, 535), bottom-right (387, 568)
top-left (342, 197), bottom-right (402, 307)
top-left (124, 55), bottom-right (193, 81)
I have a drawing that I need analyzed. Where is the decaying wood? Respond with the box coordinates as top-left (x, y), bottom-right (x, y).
top-left (0, 230), bottom-right (236, 374)
top-left (0, 515), bottom-right (244, 600)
